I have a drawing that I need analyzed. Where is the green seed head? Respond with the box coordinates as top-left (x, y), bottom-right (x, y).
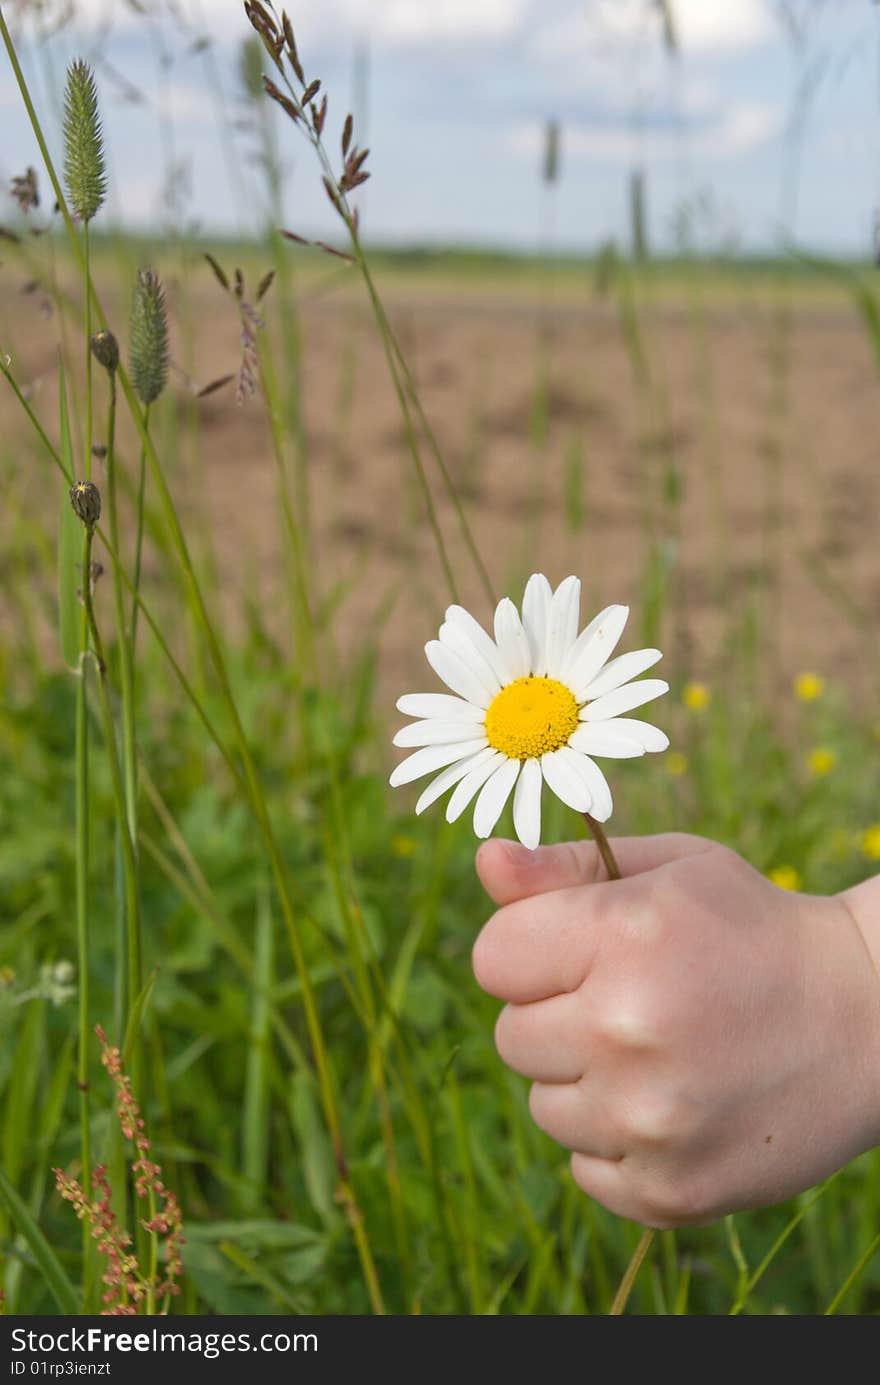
top-left (90, 329), bottom-right (119, 374)
top-left (240, 35), bottom-right (264, 102)
top-left (63, 60), bottom-right (107, 223)
top-left (130, 268), bottom-right (169, 405)
top-left (69, 479), bottom-right (101, 529)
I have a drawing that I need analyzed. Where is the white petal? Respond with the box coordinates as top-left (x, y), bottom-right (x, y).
top-left (389, 737), bottom-right (487, 788)
top-left (521, 573), bottom-right (552, 674)
top-left (541, 748), bottom-right (592, 813)
top-left (425, 640), bottom-right (494, 708)
top-left (513, 757), bottom-right (542, 850)
top-left (581, 648), bottom-right (662, 701)
top-left (397, 693), bottom-right (484, 721)
top-left (565, 606), bottom-right (630, 699)
top-left (569, 724), bottom-right (646, 758)
top-left (560, 605), bottom-right (617, 680)
top-left (473, 758), bottom-right (521, 839)
top-left (493, 598), bottom-right (531, 680)
top-left (446, 751), bottom-right (505, 823)
top-left (393, 719), bottom-right (487, 748)
top-left (575, 754), bottom-right (613, 822)
top-left (574, 717), bottom-right (669, 753)
top-left (582, 679), bottom-right (669, 721)
top-left (438, 621), bottom-right (502, 700)
top-left (445, 605), bottom-right (511, 685)
top-left (415, 747), bottom-right (497, 815)
top-left (607, 718), bottom-right (669, 752)
top-left (545, 576), bottom-right (581, 679)
top-left (558, 745), bottom-right (610, 806)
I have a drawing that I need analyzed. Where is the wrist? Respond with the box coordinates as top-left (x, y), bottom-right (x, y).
top-left (839, 874), bottom-right (880, 988)
top-left (835, 876), bottom-right (880, 1150)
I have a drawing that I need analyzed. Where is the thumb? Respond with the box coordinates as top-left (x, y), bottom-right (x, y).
top-left (475, 832), bottom-right (712, 906)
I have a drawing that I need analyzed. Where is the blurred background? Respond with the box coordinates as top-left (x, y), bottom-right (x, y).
top-left (3, 0), bottom-right (879, 697)
top-left (3, 0), bottom-right (880, 253)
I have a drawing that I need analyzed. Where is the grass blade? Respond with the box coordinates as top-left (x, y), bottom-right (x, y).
top-left (0, 1165), bottom-right (79, 1314)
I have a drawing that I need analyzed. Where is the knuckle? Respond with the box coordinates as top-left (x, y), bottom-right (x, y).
top-left (619, 1088), bottom-right (684, 1147)
top-left (612, 884), bottom-right (667, 949)
top-left (593, 985), bottom-right (662, 1052)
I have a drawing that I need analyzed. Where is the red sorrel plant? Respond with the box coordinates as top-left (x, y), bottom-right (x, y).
top-left (54, 1026), bottom-right (184, 1315)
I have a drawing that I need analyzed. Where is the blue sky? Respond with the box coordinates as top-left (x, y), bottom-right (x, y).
top-left (2, 0), bottom-right (879, 254)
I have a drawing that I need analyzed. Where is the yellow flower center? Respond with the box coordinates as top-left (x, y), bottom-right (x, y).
top-left (485, 676), bottom-right (579, 761)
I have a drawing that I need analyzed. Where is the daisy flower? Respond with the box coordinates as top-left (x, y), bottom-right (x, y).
top-left (390, 574), bottom-right (669, 849)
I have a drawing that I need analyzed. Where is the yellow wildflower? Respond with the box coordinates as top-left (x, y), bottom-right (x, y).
top-left (861, 826), bottom-right (880, 862)
top-left (806, 747), bottom-right (836, 777)
top-left (682, 682), bottom-right (710, 712)
top-left (665, 751), bottom-right (688, 777)
top-left (794, 672), bottom-right (824, 703)
top-left (768, 865), bottom-right (801, 892)
top-left (391, 834), bottom-right (417, 859)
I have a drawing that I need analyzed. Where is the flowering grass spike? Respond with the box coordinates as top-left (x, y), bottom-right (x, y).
top-left (62, 59), bottom-right (106, 223)
top-left (391, 574), bottom-right (669, 848)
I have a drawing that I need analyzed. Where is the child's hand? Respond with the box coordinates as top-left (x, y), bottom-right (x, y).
top-left (472, 834), bottom-right (880, 1228)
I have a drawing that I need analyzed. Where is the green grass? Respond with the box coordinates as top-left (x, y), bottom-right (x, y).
top-left (2, 625), bottom-right (879, 1314)
top-left (2, 4), bottom-right (880, 1318)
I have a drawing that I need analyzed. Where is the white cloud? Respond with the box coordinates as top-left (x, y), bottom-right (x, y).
top-left (111, 169), bottom-right (161, 223)
top-left (510, 100), bottom-right (780, 164)
top-left (33, 0), bottom-right (527, 44)
top-left (6, 0), bottom-right (249, 37)
top-left (583, 0), bottom-right (772, 54)
top-left (340, 0), bottom-right (527, 43)
top-left (13, 0), bottom-right (772, 56)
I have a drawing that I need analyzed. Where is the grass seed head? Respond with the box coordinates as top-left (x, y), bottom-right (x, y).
top-left (239, 34), bottom-right (264, 101)
top-left (130, 268), bottom-right (169, 405)
top-left (10, 166), bottom-right (39, 214)
top-left (543, 119), bottom-right (560, 185)
top-left (62, 59), bottom-right (107, 223)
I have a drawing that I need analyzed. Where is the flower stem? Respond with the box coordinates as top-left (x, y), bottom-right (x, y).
top-left (610, 1227), bottom-right (655, 1314)
top-left (129, 404), bottom-right (149, 652)
top-left (583, 813), bottom-right (621, 880)
top-left (104, 376), bottom-right (139, 852)
top-left (74, 529), bottom-right (91, 1304)
top-left (102, 372), bottom-right (143, 1041)
top-left (80, 529), bottom-right (143, 1057)
top-left (84, 222), bottom-right (93, 479)
top-left (78, 202), bottom-right (94, 1316)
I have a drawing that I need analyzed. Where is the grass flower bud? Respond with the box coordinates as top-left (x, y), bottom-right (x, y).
top-left (90, 328), bottom-right (119, 373)
top-left (69, 479), bottom-right (101, 529)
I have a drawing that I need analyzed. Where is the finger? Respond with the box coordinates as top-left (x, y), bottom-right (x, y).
top-left (472, 883), bottom-right (607, 1003)
top-left (570, 1154), bottom-right (691, 1230)
top-left (569, 1153), bottom-right (649, 1224)
top-left (494, 994), bottom-right (586, 1083)
top-left (476, 833), bottom-right (712, 907)
top-left (529, 1080), bottom-right (624, 1161)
